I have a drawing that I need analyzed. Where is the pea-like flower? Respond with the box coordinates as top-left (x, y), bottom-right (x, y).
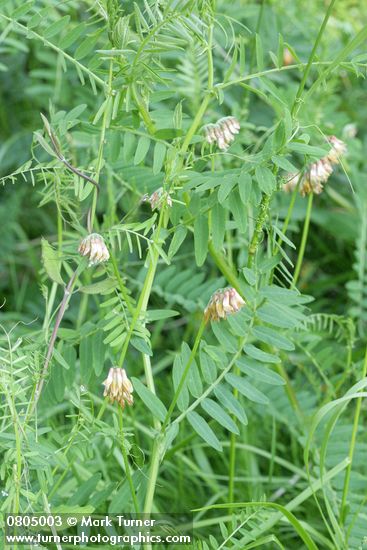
top-left (142, 187), bottom-right (172, 210)
top-left (78, 233), bottom-right (110, 266)
top-left (283, 135), bottom-right (346, 197)
top-left (326, 136), bottom-right (347, 164)
top-left (102, 367), bottom-right (134, 409)
top-left (203, 116), bottom-right (240, 150)
top-left (283, 158), bottom-right (333, 196)
top-left (204, 287), bottom-right (245, 322)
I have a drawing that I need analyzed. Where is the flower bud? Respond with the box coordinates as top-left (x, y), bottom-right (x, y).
top-left (204, 287), bottom-right (245, 322)
top-left (283, 47), bottom-right (294, 66)
top-left (143, 187), bottom-right (172, 210)
top-left (102, 367), bottom-right (134, 409)
top-left (78, 233), bottom-right (109, 266)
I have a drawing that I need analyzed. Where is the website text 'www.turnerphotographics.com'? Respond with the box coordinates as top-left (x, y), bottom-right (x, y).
top-left (4, 514), bottom-right (193, 547)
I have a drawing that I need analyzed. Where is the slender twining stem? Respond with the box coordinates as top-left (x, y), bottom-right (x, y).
top-left (119, 408), bottom-right (140, 513)
top-left (291, 192), bottom-right (313, 288)
top-left (291, 0), bottom-right (338, 117)
top-left (340, 346), bottom-right (367, 523)
top-left (161, 317), bottom-right (207, 432)
top-left (247, 194), bottom-right (271, 268)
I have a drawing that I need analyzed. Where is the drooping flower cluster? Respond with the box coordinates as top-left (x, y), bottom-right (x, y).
top-left (204, 287), bottom-right (245, 322)
top-left (325, 135), bottom-right (347, 164)
top-left (78, 233), bottom-right (110, 266)
top-left (283, 135), bottom-right (347, 196)
top-left (203, 117), bottom-right (240, 150)
top-left (102, 367), bottom-right (134, 409)
top-left (142, 187), bottom-right (172, 210)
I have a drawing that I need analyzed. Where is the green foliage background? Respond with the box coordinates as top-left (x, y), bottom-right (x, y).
top-left (1, 0), bottom-right (367, 548)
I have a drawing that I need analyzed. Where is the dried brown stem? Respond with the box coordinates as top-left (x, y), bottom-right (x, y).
top-left (28, 271), bottom-right (77, 418)
top-left (42, 114), bottom-right (100, 192)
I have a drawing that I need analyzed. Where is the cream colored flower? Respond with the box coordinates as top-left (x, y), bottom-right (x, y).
top-left (303, 159), bottom-right (333, 195)
top-left (284, 158), bottom-right (333, 196)
top-left (78, 233), bottom-right (110, 266)
top-left (203, 116), bottom-right (240, 150)
top-left (326, 135), bottom-right (347, 164)
top-left (102, 367), bottom-right (134, 409)
top-left (204, 287), bottom-right (245, 322)
top-left (142, 187), bottom-right (172, 210)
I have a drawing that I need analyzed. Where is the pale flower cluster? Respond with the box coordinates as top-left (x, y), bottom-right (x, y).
top-left (203, 117), bottom-right (240, 150)
top-left (102, 367), bottom-right (134, 409)
top-left (204, 287), bottom-right (245, 322)
top-left (142, 187), bottom-right (173, 210)
top-left (78, 233), bottom-right (110, 266)
top-left (283, 135), bottom-right (347, 196)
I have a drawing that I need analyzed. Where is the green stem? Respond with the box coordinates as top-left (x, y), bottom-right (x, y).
top-left (138, 48), bottom-right (213, 521)
top-left (247, 194), bottom-right (271, 268)
top-left (207, 25), bottom-right (214, 90)
top-left (208, 241), bottom-right (244, 297)
top-left (13, 410), bottom-right (22, 517)
top-left (119, 408), bottom-right (140, 513)
top-left (142, 317), bottom-right (206, 541)
top-left (110, 251), bottom-right (134, 315)
top-left (291, 192), bottom-right (313, 288)
top-left (143, 436), bottom-right (162, 517)
top-left (89, 58), bottom-right (114, 231)
top-left (228, 364), bottom-right (239, 513)
top-left (181, 95), bottom-right (210, 154)
top-left (275, 362), bottom-right (301, 417)
top-left (276, 184), bottom-right (299, 252)
top-left (117, 223), bottom-right (163, 368)
top-left (291, 0), bottom-right (338, 117)
top-left (340, 346), bottom-right (367, 523)
top-left (161, 317), bottom-right (207, 432)
top-left (131, 83), bottom-right (156, 134)
top-left (143, 354), bottom-right (161, 429)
